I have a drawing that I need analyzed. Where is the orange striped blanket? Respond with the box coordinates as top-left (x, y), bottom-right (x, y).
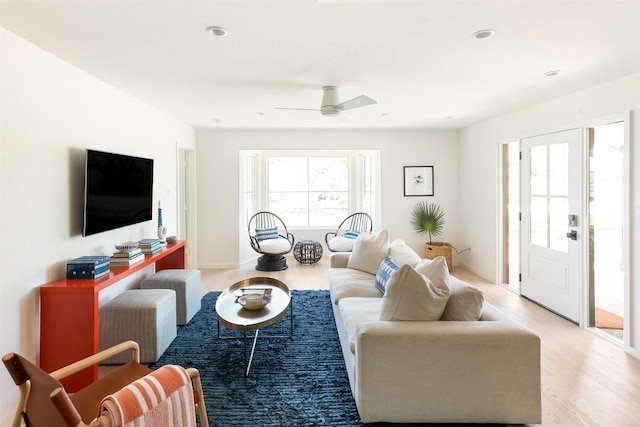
top-left (97, 364), bottom-right (196, 427)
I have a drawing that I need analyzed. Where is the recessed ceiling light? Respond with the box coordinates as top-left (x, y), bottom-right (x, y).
top-left (544, 70), bottom-right (561, 77)
top-left (473, 29), bottom-right (495, 39)
top-left (205, 26), bottom-right (228, 37)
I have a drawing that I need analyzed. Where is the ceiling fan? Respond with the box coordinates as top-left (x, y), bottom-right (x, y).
top-left (275, 86), bottom-right (377, 118)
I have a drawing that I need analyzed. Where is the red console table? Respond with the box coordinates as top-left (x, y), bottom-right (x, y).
top-left (40, 241), bottom-right (186, 391)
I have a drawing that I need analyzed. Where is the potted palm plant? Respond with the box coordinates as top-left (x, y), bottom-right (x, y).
top-left (410, 201), bottom-right (452, 271)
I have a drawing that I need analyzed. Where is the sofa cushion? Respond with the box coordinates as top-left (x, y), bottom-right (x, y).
top-left (329, 268), bottom-right (382, 304)
top-left (347, 229), bottom-right (390, 275)
top-left (441, 278), bottom-right (485, 321)
top-left (374, 256), bottom-right (400, 293)
top-left (380, 264), bottom-right (450, 321)
top-left (415, 256), bottom-right (451, 291)
top-left (328, 235), bottom-right (357, 252)
top-left (338, 297), bottom-right (383, 354)
top-left (388, 238), bottom-right (422, 267)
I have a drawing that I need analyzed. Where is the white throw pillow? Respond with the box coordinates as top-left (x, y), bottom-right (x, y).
top-left (347, 230), bottom-right (390, 275)
top-left (415, 256), bottom-right (451, 291)
top-left (441, 280), bottom-right (485, 321)
top-left (388, 238), bottom-right (421, 267)
top-left (380, 264), bottom-right (450, 321)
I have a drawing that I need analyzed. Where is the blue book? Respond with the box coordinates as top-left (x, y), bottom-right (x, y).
top-left (69, 255), bottom-right (111, 264)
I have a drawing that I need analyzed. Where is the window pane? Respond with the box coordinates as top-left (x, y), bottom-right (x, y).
top-left (530, 196), bottom-right (548, 247)
top-left (549, 143), bottom-right (568, 196)
top-left (269, 157), bottom-right (307, 191)
top-left (309, 158), bottom-right (348, 191)
top-left (549, 197), bottom-right (568, 253)
top-left (269, 192), bottom-right (308, 226)
top-left (530, 145), bottom-right (547, 196)
top-left (310, 191), bottom-right (347, 226)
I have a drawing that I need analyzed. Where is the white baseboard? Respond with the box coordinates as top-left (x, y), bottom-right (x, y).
top-left (456, 261), bottom-right (494, 283)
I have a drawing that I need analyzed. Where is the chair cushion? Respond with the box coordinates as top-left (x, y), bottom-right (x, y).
top-left (328, 235), bottom-right (357, 252)
top-left (255, 227), bottom-right (278, 241)
top-left (380, 264), bottom-right (450, 321)
top-left (347, 229), bottom-right (389, 275)
top-left (257, 236), bottom-right (292, 254)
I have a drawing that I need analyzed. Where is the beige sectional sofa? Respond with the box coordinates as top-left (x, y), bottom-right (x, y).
top-left (328, 233), bottom-right (541, 425)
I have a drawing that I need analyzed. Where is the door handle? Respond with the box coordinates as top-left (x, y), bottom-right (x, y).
top-left (566, 230), bottom-right (577, 240)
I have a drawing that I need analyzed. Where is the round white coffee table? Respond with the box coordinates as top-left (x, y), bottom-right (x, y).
top-left (215, 277), bottom-right (292, 376)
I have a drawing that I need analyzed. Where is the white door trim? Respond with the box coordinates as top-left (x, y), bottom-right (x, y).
top-left (177, 145), bottom-right (197, 269)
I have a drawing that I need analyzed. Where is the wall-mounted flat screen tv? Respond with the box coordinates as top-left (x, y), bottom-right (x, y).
top-left (83, 149), bottom-right (154, 236)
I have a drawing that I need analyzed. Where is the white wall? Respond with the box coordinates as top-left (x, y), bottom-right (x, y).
top-left (196, 129), bottom-right (463, 268)
top-left (0, 28), bottom-right (196, 424)
top-left (458, 72), bottom-right (640, 354)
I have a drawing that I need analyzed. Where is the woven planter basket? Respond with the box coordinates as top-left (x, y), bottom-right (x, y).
top-left (424, 242), bottom-right (452, 272)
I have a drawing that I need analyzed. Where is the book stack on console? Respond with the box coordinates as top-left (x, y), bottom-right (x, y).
top-left (110, 247), bottom-right (145, 266)
top-left (138, 238), bottom-right (163, 255)
top-left (66, 255), bottom-right (110, 280)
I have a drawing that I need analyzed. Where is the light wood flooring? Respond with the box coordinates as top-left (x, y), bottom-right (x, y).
top-left (201, 255), bottom-right (640, 427)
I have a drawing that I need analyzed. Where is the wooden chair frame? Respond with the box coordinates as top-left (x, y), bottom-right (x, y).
top-left (3, 341), bottom-right (208, 427)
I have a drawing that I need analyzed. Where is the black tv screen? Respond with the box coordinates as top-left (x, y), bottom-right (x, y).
top-left (83, 149), bottom-right (154, 236)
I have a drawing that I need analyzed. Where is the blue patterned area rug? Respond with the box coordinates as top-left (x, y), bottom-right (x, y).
top-left (151, 290), bottom-right (506, 427)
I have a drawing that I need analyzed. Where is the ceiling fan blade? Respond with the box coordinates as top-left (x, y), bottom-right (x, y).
top-left (337, 112), bottom-right (355, 122)
top-left (275, 107), bottom-right (320, 111)
top-left (336, 95), bottom-right (377, 111)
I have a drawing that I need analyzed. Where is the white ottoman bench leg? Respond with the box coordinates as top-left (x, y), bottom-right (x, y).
top-left (99, 289), bottom-right (177, 364)
top-left (141, 269), bottom-right (201, 325)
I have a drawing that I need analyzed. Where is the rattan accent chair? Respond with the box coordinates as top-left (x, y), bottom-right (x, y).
top-left (248, 211), bottom-right (295, 271)
top-left (2, 341), bottom-right (208, 427)
top-left (325, 212), bottom-right (373, 252)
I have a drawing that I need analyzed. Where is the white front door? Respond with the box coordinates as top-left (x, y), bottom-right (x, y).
top-left (521, 128), bottom-right (583, 323)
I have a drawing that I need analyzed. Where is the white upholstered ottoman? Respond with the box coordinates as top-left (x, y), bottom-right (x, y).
top-left (99, 289), bottom-right (177, 364)
top-left (141, 269), bottom-right (201, 325)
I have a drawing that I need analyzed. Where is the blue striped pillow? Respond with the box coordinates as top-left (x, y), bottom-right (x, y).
top-left (343, 229), bottom-right (360, 239)
top-left (255, 227), bottom-right (278, 241)
top-left (375, 256), bottom-right (400, 294)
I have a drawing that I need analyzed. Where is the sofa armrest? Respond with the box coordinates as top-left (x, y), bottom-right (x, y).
top-left (354, 320), bottom-right (541, 424)
top-left (330, 252), bottom-right (350, 268)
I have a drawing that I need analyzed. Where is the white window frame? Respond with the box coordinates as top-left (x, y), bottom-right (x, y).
top-left (240, 149), bottom-right (379, 229)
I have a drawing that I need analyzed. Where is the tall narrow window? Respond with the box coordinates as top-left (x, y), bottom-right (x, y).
top-left (243, 153), bottom-right (258, 226)
top-left (361, 152), bottom-right (376, 218)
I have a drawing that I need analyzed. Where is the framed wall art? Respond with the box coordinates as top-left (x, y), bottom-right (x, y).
top-left (403, 166), bottom-right (434, 196)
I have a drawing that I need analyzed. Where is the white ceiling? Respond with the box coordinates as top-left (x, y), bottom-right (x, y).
top-left (2, 0), bottom-right (639, 130)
